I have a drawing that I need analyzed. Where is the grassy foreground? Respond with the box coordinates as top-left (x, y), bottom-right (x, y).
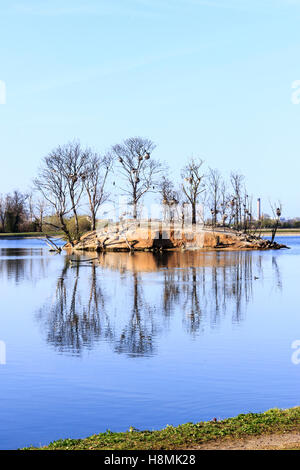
top-left (25, 407), bottom-right (300, 450)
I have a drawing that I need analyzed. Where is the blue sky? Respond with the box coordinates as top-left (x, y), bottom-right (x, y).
top-left (1, 0), bottom-right (300, 216)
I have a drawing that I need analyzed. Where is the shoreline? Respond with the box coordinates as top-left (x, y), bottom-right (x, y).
top-left (0, 233), bottom-right (63, 239)
top-left (24, 407), bottom-right (300, 451)
top-left (68, 226), bottom-right (290, 252)
top-left (261, 230), bottom-right (300, 237)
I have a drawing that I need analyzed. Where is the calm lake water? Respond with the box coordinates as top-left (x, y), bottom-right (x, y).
top-left (0, 236), bottom-right (300, 449)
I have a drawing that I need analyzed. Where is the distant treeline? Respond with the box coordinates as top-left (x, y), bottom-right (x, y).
top-left (0, 191), bottom-right (91, 235)
top-left (0, 191), bottom-right (37, 233)
top-left (260, 217), bottom-right (300, 229)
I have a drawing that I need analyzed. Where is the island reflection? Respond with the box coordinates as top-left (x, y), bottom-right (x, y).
top-left (32, 251), bottom-right (282, 357)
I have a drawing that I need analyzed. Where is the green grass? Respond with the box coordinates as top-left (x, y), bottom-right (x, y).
top-left (24, 407), bottom-right (300, 450)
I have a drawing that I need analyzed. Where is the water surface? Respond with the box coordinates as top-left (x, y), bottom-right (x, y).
top-left (0, 237), bottom-right (300, 449)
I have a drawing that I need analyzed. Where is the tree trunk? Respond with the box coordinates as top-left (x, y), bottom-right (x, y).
top-left (132, 185), bottom-right (138, 220)
top-left (192, 203), bottom-right (196, 225)
top-left (73, 207), bottom-right (79, 237)
top-left (271, 218), bottom-right (279, 243)
top-left (92, 212), bottom-right (96, 231)
top-left (69, 188), bottom-right (79, 238)
top-left (59, 213), bottom-right (74, 246)
top-left (133, 200), bottom-right (137, 220)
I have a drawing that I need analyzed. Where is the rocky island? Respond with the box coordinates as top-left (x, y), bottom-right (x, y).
top-left (65, 222), bottom-right (288, 253)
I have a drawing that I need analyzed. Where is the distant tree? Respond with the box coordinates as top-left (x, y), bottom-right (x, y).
top-left (181, 157), bottom-right (206, 225)
top-left (35, 197), bottom-right (48, 232)
top-left (4, 191), bottom-right (28, 233)
top-left (27, 192), bottom-right (35, 224)
top-left (0, 194), bottom-right (5, 232)
top-left (112, 137), bottom-right (163, 219)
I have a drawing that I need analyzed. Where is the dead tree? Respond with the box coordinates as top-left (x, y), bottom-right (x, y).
top-left (112, 137), bottom-right (163, 220)
top-left (181, 157), bottom-right (205, 225)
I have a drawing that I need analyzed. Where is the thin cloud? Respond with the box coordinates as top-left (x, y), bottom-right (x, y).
top-left (20, 40), bottom-right (214, 98)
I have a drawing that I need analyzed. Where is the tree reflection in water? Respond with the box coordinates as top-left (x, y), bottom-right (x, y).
top-left (36, 258), bottom-right (112, 354)
top-left (160, 252), bottom-right (254, 335)
top-left (114, 271), bottom-right (157, 357)
top-left (35, 251), bottom-right (282, 356)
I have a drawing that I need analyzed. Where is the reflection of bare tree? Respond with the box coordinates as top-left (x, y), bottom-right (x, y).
top-left (115, 271), bottom-right (157, 357)
top-left (229, 252), bottom-right (253, 324)
top-left (36, 257), bottom-right (158, 357)
top-left (272, 256), bottom-right (283, 291)
top-left (162, 269), bottom-right (181, 318)
top-left (183, 267), bottom-right (203, 334)
top-left (158, 252), bottom-right (256, 334)
top-left (36, 260), bottom-right (109, 355)
top-left (33, 250), bottom-right (284, 356)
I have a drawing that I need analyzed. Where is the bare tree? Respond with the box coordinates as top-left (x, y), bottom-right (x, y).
top-left (181, 157), bottom-right (206, 225)
top-left (230, 172), bottom-right (245, 229)
top-left (229, 172), bottom-right (253, 232)
top-left (35, 197), bottom-right (48, 232)
top-left (57, 141), bottom-right (90, 238)
top-left (219, 179), bottom-right (230, 227)
top-left (34, 149), bottom-right (77, 245)
top-left (270, 201), bottom-right (282, 243)
top-left (158, 176), bottom-right (179, 222)
top-left (207, 168), bottom-right (222, 226)
top-left (34, 141), bottom-right (92, 244)
top-left (27, 192), bottom-right (35, 224)
top-left (83, 152), bottom-right (113, 231)
top-left (112, 137), bottom-right (162, 219)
